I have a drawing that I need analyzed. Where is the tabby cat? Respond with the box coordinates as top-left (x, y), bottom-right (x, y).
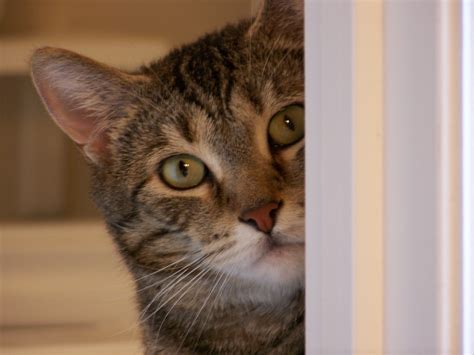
top-left (30, 0), bottom-right (304, 353)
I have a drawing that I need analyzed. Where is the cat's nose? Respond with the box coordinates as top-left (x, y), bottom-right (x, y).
top-left (240, 201), bottom-right (281, 233)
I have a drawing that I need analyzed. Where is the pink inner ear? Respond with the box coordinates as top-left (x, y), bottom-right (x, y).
top-left (34, 78), bottom-right (110, 163)
top-left (38, 81), bottom-right (98, 145)
top-left (29, 47), bottom-right (135, 163)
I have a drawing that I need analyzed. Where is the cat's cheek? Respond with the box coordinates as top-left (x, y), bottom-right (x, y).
top-left (272, 207), bottom-right (305, 243)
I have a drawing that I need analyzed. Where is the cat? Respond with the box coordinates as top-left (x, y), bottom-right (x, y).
top-left (30, 0), bottom-right (304, 353)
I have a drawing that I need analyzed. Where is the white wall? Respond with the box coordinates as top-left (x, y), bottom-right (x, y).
top-left (306, 1), bottom-right (471, 354)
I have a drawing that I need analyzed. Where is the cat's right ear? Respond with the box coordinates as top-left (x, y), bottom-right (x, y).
top-left (30, 47), bottom-right (148, 164)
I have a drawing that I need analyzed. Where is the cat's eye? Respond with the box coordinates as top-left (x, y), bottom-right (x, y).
top-left (268, 105), bottom-right (305, 147)
top-left (160, 154), bottom-right (206, 189)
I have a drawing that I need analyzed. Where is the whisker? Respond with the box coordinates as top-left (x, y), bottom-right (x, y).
top-left (178, 268), bottom-right (228, 353)
top-left (145, 251), bottom-right (224, 348)
top-left (134, 260), bottom-right (190, 296)
top-left (154, 265), bottom-right (215, 343)
top-left (137, 254), bottom-right (208, 322)
top-left (134, 254), bottom-right (191, 283)
top-left (191, 266), bottom-right (235, 352)
top-left (154, 252), bottom-right (220, 311)
top-left (111, 254), bottom-right (208, 338)
top-left (138, 253), bottom-right (211, 325)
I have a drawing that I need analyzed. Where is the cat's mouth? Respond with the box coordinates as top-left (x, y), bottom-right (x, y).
top-left (219, 224), bottom-right (304, 288)
top-left (258, 232), bottom-right (304, 260)
top-left (269, 236), bottom-right (304, 249)
top-left (269, 231), bottom-right (304, 248)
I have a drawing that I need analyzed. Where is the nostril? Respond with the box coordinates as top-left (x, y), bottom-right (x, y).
top-left (239, 201), bottom-right (281, 233)
top-left (269, 204), bottom-right (279, 220)
top-left (239, 217), bottom-right (259, 231)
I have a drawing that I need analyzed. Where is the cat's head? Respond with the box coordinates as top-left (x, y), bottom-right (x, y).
top-left (31, 0), bottom-right (304, 300)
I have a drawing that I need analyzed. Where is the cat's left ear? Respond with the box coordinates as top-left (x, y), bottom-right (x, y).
top-left (31, 47), bottom-right (148, 164)
top-left (249, 0), bottom-right (304, 45)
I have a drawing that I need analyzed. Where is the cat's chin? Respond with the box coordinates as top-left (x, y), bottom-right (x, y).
top-left (211, 224), bottom-right (304, 303)
top-left (235, 238), bottom-right (305, 294)
top-left (228, 240), bottom-right (305, 304)
top-left (250, 239), bottom-right (305, 288)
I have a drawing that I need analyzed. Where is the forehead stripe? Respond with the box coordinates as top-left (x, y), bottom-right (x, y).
top-left (175, 113), bottom-right (194, 143)
top-left (172, 54), bottom-right (217, 121)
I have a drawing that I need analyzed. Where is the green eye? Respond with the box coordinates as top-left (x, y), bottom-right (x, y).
top-left (160, 154), bottom-right (206, 189)
top-left (268, 105), bottom-right (305, 147)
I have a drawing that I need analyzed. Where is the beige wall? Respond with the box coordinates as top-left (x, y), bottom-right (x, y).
top-left (0, 0), bottom-right (254, 46)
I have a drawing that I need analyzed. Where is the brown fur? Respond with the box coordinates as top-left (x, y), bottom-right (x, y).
top-left (30, 1), bottom-right (304, 353)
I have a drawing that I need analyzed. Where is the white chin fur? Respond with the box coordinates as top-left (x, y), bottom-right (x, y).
top-left (249, 242), bottom-right (305, 288)
top-left (214, 224), bottom-right (305, 299)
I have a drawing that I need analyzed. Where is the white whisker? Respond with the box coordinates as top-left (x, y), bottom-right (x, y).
top-left (178, 269), bottom-right (228, 353)
top-left (137, 254), bottom-right (208, 323)
top-left (134, 254), bottom-right (191, 283)
top-left (154, 265), bottom-right (215, 344)
top-left (191, 266), bottom-right (235, 353)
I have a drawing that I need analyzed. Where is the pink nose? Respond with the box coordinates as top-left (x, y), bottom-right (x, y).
top-left (240, 201), bottom-right (280, 233)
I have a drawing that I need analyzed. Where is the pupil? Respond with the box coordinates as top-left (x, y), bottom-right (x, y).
top-left (178, 160), bottom-right (189, 177)
top-left (284, 115), bottom-right (295, 131)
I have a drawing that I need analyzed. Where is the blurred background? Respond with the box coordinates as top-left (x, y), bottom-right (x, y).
top-left (0, 0), bottom-right (253, 353)
top-left (3, 1), bottom-right (473, 355)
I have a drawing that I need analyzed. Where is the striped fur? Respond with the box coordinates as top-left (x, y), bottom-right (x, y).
top-left (31, 0), bottom-right (304, 353)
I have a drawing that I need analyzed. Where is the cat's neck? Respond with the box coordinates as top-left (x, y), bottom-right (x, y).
top-left (134, 270), bottom-right (304, 354)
